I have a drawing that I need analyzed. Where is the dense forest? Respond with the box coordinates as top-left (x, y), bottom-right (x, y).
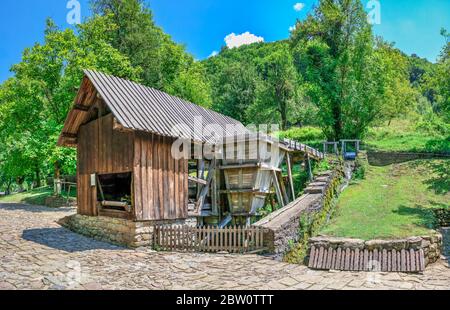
top-left (0, 0), bottom-right (449, 193)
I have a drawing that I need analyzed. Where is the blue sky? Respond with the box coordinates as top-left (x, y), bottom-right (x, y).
top-left (0, 0), bottom-right (449, 82)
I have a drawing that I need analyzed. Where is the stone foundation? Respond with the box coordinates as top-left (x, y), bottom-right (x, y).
top-left (308, 233), bottom-right (443, 268)
top-left (44, 196), bottom-right (76, 208)
top-left (58, 214), bottom-right (197, 248)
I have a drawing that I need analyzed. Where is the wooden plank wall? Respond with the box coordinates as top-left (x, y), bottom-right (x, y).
top-left (77, 113), bottom-right (134, 216)
top-left (133, 132), bottom-right (188, 221)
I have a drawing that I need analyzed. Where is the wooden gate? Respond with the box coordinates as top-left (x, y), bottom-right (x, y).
top-left (153, 225), bottom-right (266, 253)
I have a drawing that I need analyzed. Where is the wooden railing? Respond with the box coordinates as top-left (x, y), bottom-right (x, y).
top-left (153, 225), bottom-right (267, 254)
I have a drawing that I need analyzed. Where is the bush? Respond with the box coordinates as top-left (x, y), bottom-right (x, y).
top-left (277, 126), bottom-right (325, 144)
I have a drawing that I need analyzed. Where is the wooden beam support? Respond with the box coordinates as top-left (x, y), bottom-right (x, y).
top-left (286, 154), bottom-right (296, 201)
top-left (272, 170), bottom-right (285, 208)
top-left (73, 104), bottom-right (90, 112)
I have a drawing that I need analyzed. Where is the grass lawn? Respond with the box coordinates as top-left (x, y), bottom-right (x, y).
top-left (0, 186), bottom-right (77, 206)
top-left (365, 119), bottom-right (450, 154)
top-left (320, 159), bottom-right (449, 240)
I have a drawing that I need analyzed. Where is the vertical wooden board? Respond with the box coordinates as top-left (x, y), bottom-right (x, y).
top-left (168, 138), bottom-right (176, 219)
top-left (330, 249), bottom-right (337, 270)
top-left (133, 137), bottom-right (143, 220)
top-left (391, 250), bottom-right (397, 272)
top-left (410, 249), bottom-right (416, 272)
top-left (326, 247), bottom-right (333, 270)
top-left (173, 144), bottom-right (180, 218)
top-left (140, 136), bottom-right (149, 220)
top-left (146, 134), bottom-right (154, 220)
top-left (335, 248), bottom-right (342, 270)
top-left (158, 136), bottom-right (165, 219)
top-left (344, 248), bottom-right (351, 270)
top-left (152, 135), bottom-right (160, 220)
top-left (317, 247), bottom-right (325, 269)
top-left (163, 137), bottom-right (170, 219)
top-left (401, 249), bottom-right (407, 272)
top-left (418, 249), bottom-right (425, 271)
top-left (354, 249), bottom-right (360, 271)
top-left (359, 250), bottom-right (365, 271)
top-left (363, 250), bottom-right (369, 271)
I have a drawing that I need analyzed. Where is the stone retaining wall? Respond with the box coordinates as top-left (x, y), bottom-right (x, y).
top-left (58, 214), bottom-right (197, 248)
top-left (44, 196), bottom-right (76, 208)
top-left (308, 233), bottom-right (443, 268)
top-left (367, 151), bottom-right (450, 167)
top-left (254, 168), bottom-right (343, 259)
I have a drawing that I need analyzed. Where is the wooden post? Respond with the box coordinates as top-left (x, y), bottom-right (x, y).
top-left (306, 155), bottom-right (313, 181)
top-left (286, 154), bottom-right (296, 201)
top-left (272, 170), bottom-right (285, 208)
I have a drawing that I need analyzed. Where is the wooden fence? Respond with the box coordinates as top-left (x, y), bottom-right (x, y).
top-left (153, 225), bottom-right (266, 253)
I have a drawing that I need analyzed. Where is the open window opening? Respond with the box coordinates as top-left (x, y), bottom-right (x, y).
top-left (97, 172), bottom-right (132, 212)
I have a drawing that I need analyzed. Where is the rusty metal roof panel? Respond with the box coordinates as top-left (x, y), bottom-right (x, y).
top-left (84, 70), bottom-right (248, 143)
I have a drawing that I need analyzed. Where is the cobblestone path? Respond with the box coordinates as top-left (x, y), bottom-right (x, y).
top-left (0, 203), bottom-right (449, 290)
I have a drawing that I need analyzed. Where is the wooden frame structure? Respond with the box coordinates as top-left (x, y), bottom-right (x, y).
top-left (58, 70), bottom-right (325, 227)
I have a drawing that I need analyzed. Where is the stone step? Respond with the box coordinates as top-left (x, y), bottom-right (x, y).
top-left (305, 187), bottom-right (325, 194)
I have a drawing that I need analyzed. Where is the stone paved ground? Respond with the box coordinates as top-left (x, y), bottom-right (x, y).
top-left (0, 203), bottom-right (449, 290)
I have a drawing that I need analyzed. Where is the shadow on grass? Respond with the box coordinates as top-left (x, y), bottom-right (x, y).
top-left (392, 205), bottom-right (437, 230)
top-left (406, 160), bottom-right (449, 196)
top-left (422, 160), bottom-right (450, 195)
top-left (22, 228), bottom-right (123, 252)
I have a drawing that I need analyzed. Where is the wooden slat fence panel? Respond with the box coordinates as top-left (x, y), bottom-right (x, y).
top-left (154, 225), bottom-right (266, 254)
top-left (308, 247), bottom-right (426, 273)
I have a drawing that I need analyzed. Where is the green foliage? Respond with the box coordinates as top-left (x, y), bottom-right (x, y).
top-left (366, 118), bottom-right (450, 153)
top-left (291, 0), bottom-right (384, 140)
top-left (277, 126), bottom-right (325, 144)
top-left (0, 0), bottom-right (211, 191)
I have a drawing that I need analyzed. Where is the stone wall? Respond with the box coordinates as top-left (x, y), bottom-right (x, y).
top-left (308, 233), bottom-right (443, 268)
top-left (58, 214), bottom-right (197, 248)
top-left (367, 151), bottom-right (450, 167)
top-left (254, 168), bottom-right (343, 260)
top-left (44, 196), bottom-right (76, 208)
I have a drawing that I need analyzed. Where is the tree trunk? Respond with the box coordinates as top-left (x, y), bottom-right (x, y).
top-left (35, 165), bottom-right (41, 188)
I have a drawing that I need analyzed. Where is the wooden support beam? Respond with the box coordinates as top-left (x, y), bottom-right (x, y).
top-left (286, 154), bottom-right (296, 201)
top-left (272, 170), bottom-right (285, 208)
top-left (278, 171), bottom-right (290, 205)
top-left (195, 160), bottom-right (216, 215)
top-left (188, 176), bottom-right (208, 186)
top-left (73, 104), bottom-right (90, 112)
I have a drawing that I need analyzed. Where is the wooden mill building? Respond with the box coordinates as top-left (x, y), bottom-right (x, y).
top-left (58, 70), bottom-right (324, 230)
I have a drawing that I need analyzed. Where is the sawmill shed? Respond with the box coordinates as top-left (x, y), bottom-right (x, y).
top-left (58, 70), bottom-right (324, 227)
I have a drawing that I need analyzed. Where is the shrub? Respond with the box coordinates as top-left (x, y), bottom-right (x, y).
top-left (277, 126), bottom-right (325, 144)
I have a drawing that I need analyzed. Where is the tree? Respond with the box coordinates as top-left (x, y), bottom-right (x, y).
top-left (91, 0), bottom-right (162, 88)
top-left (0, 17), bottom-right (139, 188)
top-left (291, 0), bottom-right (383, 140)
top-left (375, 40), bottom-right (415, 124)
top-left (210, 62), bottom-right (260, 124)
top-left (253, 47), bottom-right (299, 130)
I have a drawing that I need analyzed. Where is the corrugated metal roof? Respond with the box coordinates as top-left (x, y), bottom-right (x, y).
top-left (84, 70), bottom-right (248, 143)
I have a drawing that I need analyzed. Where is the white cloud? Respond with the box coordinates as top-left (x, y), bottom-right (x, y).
top-left (209, 51), bottom-right (219, 58)
top-left (224, 32), bottom-right (264, 49)
top-left (289, 25), bottom-right (297, 32)
top-left (293, 2), bottom-right (305, 12)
